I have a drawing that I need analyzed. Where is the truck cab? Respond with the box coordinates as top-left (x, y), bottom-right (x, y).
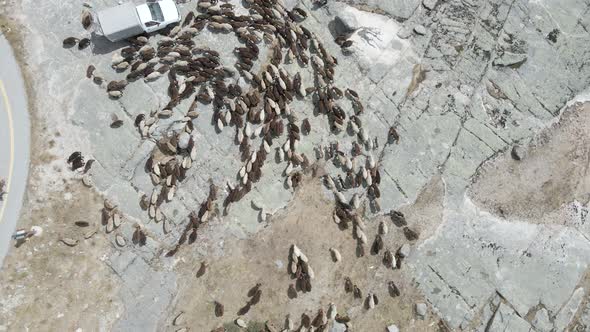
top-left (97, 0), bottom-right (181, 42)
top-left (136, 0), bottom-right (181, 33)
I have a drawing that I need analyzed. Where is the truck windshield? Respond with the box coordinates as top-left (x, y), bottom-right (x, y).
top-left (147, 3), bottom-right (164, 22)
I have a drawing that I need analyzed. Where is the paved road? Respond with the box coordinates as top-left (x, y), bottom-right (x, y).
top-left (0, 34), bottom-right (30, 267)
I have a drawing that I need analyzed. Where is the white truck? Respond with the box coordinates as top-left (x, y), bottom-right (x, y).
top-left (97, 0), bottom-right (181, 42)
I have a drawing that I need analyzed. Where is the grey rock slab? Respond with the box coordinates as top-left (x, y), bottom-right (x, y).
top-left (107, 250), bottom-right (138, 277)
top-left (167, 173), bottom-right (207, 206)
top-left (343, 7), bottom-right (418, 84)
top-left (371, 56), bottom-right (420, 106)
top-left (493, 52), bottom-right (527, 68)
top-left (554, 287), bottom-right (585, 331)
top-left (70, 84), bottom-right (142, 174)
top-left (113, 256), bottom-right (176, 332)
top-left (498, 0), bottom-right (587, 114)
top-left (119, 255), bottom-right (156, 295)
top-left (249, 175), bottom-right (293, 213)
top-left (475, 294), bottom-right (502, 332)
top-left (442, 129), bottom-right (499, 201)
top-left (451, 33), bottom-right (495, 82)
top-left (129, 159), bottom-right (158, 200)
top-left (414, 25), bottom-right (427, 35)
top-left (473, 82), bottom-right (550, 143)
top-left (397, 28), bottom-right (412, 39)
top-left (157, 200), bottom-right (192, 233)
top-left (366, 89), bottom-right (402, 124)
top-left (462, 118), bottom-right (508, 153)
top-left (478, 0), bottom-right (513, 25)
top-left (526, 0), bottom-right (587, 35)
top-left (118, 80), bottom-right (163, 118)
top-left (379, 111), bottom-right (462, 206)
top-left (346, 0), bottom-right (420, 20)
top-left (372, 173), bottom-right (410, 215)
top-left (485, 69), bottom-right (554, 121)
top-left (410, 204), bottom-right (590, 328)
top-left (486, 302), bottom-right (532, 332)
top-left (104, 180), bottom-right (146, 224)
top-left (532, 308), bottom-right (553, 332)
top-left (422, 0), bottom-right (437, 10)
top-left (121, 140), bottom-right (156, 182)
top-left (495, 229), bottom-right (589, 317)
top-left (329, 2), bottom-right (360, 32)
top-left (84, 160), bottom-right (146, 224)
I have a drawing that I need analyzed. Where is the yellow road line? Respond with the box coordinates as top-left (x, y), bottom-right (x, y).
top-left (0, 80), bottom-right (14, 224)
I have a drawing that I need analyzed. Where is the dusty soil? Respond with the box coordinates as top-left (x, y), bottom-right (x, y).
top-left (0, 182), bottom-right (123, 331)
top-left (469, 102), bottom-right (590, 223)
top-left (163, 173), bottom-right (446, 332)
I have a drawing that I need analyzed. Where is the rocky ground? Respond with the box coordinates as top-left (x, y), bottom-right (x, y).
top-left (1, 0), bottom-right (590, 331)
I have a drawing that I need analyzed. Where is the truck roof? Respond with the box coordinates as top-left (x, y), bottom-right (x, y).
top-left (97, 2), bottom-right (145, 42)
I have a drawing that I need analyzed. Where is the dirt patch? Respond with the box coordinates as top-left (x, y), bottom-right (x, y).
top-left (394, 175), bottom-right (445, 243)
top-left (468, 102), bottom-right (590, 223)
top-left (163, 177), bottom-right (443, 331)
top-left (0, 182), bottom-right (122, 331)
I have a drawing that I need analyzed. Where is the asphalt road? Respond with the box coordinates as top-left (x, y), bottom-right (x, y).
top-left (0, 34), bottom-right (30, 267)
